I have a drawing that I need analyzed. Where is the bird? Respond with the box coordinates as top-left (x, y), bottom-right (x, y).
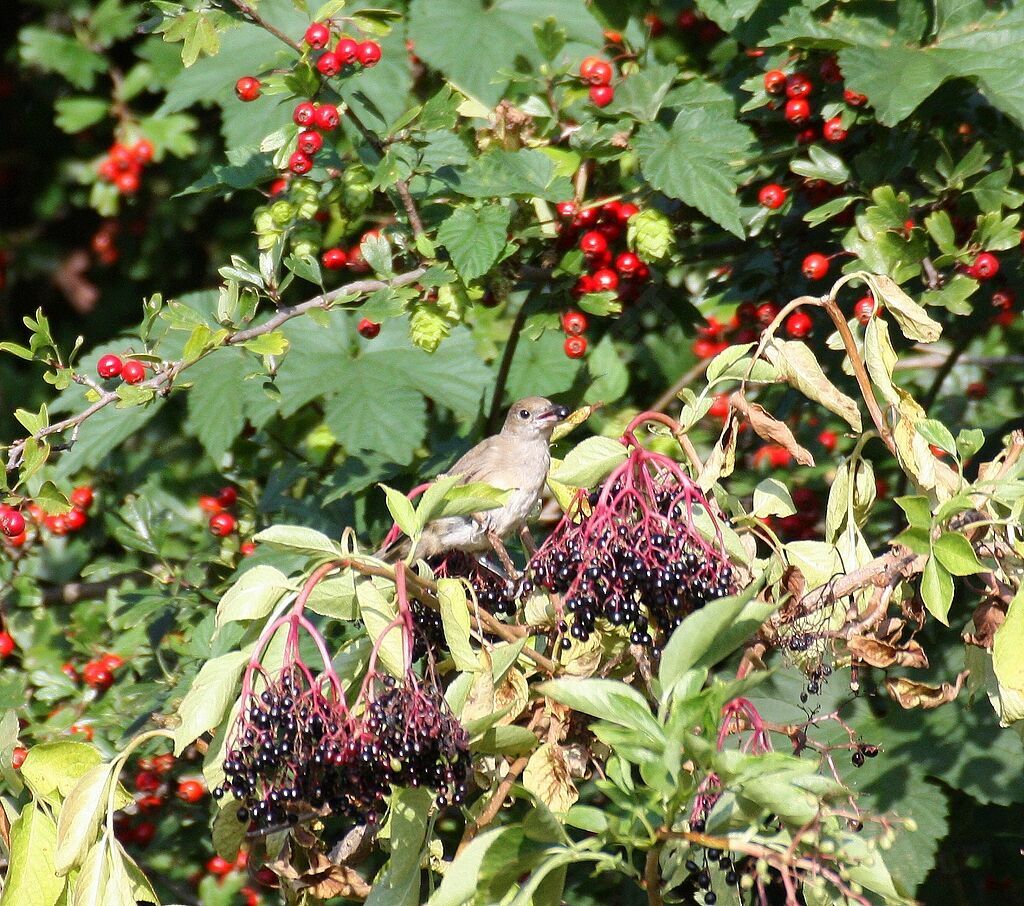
top-left (379, 396), bottom-right (569, 565)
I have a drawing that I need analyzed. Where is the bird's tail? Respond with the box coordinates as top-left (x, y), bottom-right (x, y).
top-left (373, 536), bottom-right (411, 563)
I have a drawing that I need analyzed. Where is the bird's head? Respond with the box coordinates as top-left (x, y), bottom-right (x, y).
top-left (502, 397), bottom-right (570, 440)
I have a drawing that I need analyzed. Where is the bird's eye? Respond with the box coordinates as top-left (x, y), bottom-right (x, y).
top-left (519, 409), bottom-right (530, 419)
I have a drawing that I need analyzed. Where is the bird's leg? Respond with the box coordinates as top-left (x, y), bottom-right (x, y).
top-left (518, 525), bottom-right (538, 557)
top-left (486, 528), bottom-right (519, 577)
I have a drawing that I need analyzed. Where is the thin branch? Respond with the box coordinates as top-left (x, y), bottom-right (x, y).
top-left (486, 294), bottom-right (533, 434)
top-left (921, 331), bottom-right (971, 411)
top-left (644, 844), bottom-right (664, 906)
top-left (457, 755), bottom-right (530, 852)
top-left (225, 0), bottom-right (302, 53)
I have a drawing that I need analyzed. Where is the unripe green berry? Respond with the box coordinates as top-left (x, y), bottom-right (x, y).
top-left (409, 305), bottom-right (451, 353)
top-left (270, 200), bottom-right (296, 225)
top-left (627, 208), bottom-right (674, 262)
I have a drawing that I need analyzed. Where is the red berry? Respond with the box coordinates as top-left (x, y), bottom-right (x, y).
top-left (615, 252), bottom-right (642, 277)
top-left (207, 855), bottom-right (234, 877)
top-left (579, 57), bottom-right (602, 82)
top-left (321, 247), bottom-right (349, 270)
top-left (293, 102), bottom-right (317, 126)
top-left (297, 130), bottom-right (323, 156)
top-left (136, 794), bottom-right (164, 814)
top-left (785, 73), bottom-right (813, 99)
top-left (758, 183), bottom-right (787, 210)
top-left (0, 632), bottom-right (14, 658)
top-left (589, 85), bottom-right (614, 107)
top-left (708, 394), bottom-right (730, 419)
top-left (122, 360), bottom-right (147, 384)
top-left (336, 37), bottom-right (359, 64)
top-left (268, 177), bottom-right (288, 196)
top-left (853, 295), bottom-right (877, 325)
top-left (785, 310), bottom-right (813, 338)
top-left (357, 318), bottom-right (381, 339)
top-left (756, 301), bottom-right (780, 325)
top-left (818, 429), bottom-right (838, 452)
top-left (99, 652), bottom-right (123, 672)
top-left (134, 770), bottom-right (161, 793)
top-left (583, 59), bottom-right (613, 86)
top-left (357, 41), bottom-right (382, 67)
top-left (844, 88), bottom-right (867, 107)
top-left (992, 289), bottom-right (1016, 310)
top-left (82, 662), bottom-right (113, 690)
top-left (785, 98), bottom-right (810, 124)
top-left (234, 77), bottom-right (261, 102)
top-left (240, 541), bottom-right (256, 556)
top-left (616, 202), bottom-right (640, 222)
top-left (176, 779), bottom-right (206, 803)
top-left (316, 52), bottom-right (341, 77)
top-left (0, 509), bottom-right (25, 537)
top-left (801, 252), bottom-right (829, 280)
top-left (563, 335), bottom-right (588, 359)
top-left (132, 139), bottom-right (154, 165)
top-left (573, 206), bottom-right (598, 228)
top-left (561, 310), bottom-right (588, 336)
top-left (819, 56), bottom-right (842, 83)
top-left (133, 821), bottom-right (156, 847)
top-left (288, 151), bottom-right (313, 175)
top-left (304, 21), bottom-right (331, 49)
top-left (796, 126), bottom-right (817, 145)
top-left (70, 486), bottom-right (94, 510)
top-left (115, 170), bottom-right (140, 194)
top-left (153, 753), bottom-right (175, 774)
top-left (241, 887), bottom-right (259, 906)
top-left (209, 512), bottom-right (236, 537)
top-left (692, 338), bottom-right (725, 359)
top-left (763, 70), bottom-right (786, 94)
top-left (12, 746), bottom-right (27, 769)
top-left (822, 117), bottom-right (847, 143)
top-left (592, 268), bottom-right (619, 292)
top-left (579, 231), bottom-right (608, 257)
top-left (198, 495), bottom-right (223, 514)
top-left (65, 508), bottom-right (87, 532)
top-left (314, 103), bottom-right (340, 131)
top-left (62, 662), bottom-right (79, 682)
top-left (966, 381), bottom-right (988, 400)
top-left (70, 723), bottom-right (94, 741)
top-left (556, 201), bottom-right (578, 220)
top-left (971, 252), bottom-right (999, 280)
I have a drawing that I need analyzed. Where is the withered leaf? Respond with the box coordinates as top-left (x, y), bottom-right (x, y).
top-left (848, 635), bottom-right (929, 669)
top-left (731, 394), bottom-right (814, 466)
top-left (885, 670), bottom-right (968, 709)
top-left (967, 598), bottom-right (1007, 649)
top-left (522, 742), bottom-right (579, 814)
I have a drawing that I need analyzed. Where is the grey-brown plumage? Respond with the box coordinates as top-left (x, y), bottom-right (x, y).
top-left (381, 397), bottom-right (568, 562)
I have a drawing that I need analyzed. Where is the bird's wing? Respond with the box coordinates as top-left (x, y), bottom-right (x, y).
top-left (444, 436), bottom-right (521, 489)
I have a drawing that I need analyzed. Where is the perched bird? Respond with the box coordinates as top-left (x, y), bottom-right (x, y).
top-left (380, 396), bottom-right (569, 563)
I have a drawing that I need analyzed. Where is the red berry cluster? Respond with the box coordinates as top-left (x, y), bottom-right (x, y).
top-left (96, 353), bottom-right (148, 385)
top-left (321, 226), bottom-right (379, 275)
top-left (1, 485), bottom-right (96, 549)
top-left (287, 99), bottom-right (342, 175)
top-left (97, 139), bottom-right (154, 196)
top-left (91, 220), bottom-right (120, 266)
top-left (199, 486), bottom-right (239, 537)
top-left (560, 309), bottom-right (589, 359)
top-left (62, 651), bottom-right (126, 693)
top-left (762, 58), bottom-right (860, 142)
top-left (0, 631), bottom-right (15, 660)
top-left (202, 851), bottom-right (261, 906)
top-left (579, 56), bottom-right (616, 107)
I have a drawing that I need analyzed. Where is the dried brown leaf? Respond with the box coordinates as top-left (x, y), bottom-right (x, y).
top-left (885, 671), bottom-right (968, 709)
top-left (966, 598), bottom-right (1007, 649)
top-left (731, 395), bottom-right (814, 466)
top-left (848, 635), bottom-right (929, 669)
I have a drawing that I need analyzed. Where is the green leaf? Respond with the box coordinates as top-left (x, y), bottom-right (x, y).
top-left (537, 679), bottom-right (663, 748)
top-left (437, 205), bottom-right (512, 283)
top-left (584, 335), bottom-right (629, 405)
top-left (790, 143), bottom-right (849, 185)
top-left (446, 148), bottom-right (573, 201)
top-left (0, 802), bottom-right (65, 906)
top-left (19, 28), bottom-right (105, 89)
top-left (216, 565), bottom-right (293, 630)
top-left (764, 340), bottom-right (862, 431)
top-left (366, 788), bottom-right (433, 906)
top-left (925, 210), bottom-right (957, 256)
top-left (438, 578), bottom-right (478, 671)
top-left (635, 102), bottom-right (753, 237)
top-left (549, 436), bottom-right (627, 487)
top-left (933, 532), bottom-right (985, 576)
top-left (253, 525), bottom-right (341, 558)
top-left (605, 62), bottom-right (677, 122)
top-left (895, 495), bottom-right (931, 531)
top-left (427, 827), bottom-right (512, 906)
top-left (356, 578), bottom-right (406, 678)
top-left (993, 585), bottom-right (1024, 717)
top-left (868, 275), bottom-right (942, 343)
top-left (73, 841), bottom-right (110, 906)
top-left (21, 742), bottom-right (103, 806)
top-left (752, 478), bottom-right (796, 518)
top-left (915, 418), bottom-right (957, 456)
top-left (55, 763), bottom-right (117, 874)
top-left (428, 483), bottom-right (512, 520)
top-left (54, 97), bottom-right (109, 133)
top-left (382, 484), bottom-right (420, 538)
top-left (921, 556), bottom-right (954, 625)
top-left (173, 650), bottom-right (249, 754)
top-left (305, 573), bottom-right (358, 620)
top-left (532, 17), bottom-right (566, 61)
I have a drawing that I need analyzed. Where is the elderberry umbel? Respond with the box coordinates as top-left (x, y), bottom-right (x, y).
top-left (524, 413), bottom-right (737, 649)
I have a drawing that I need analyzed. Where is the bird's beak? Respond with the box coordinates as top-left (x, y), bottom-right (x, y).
top-left (538, 404), bottom-right (570, 424)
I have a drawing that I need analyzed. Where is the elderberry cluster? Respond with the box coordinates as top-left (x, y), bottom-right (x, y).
top-left (362, 676), bottom-right (471, 808)
top-left (525, 475), bottom-right (735, 650)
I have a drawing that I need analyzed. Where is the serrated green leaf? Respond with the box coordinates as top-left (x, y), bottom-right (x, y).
top-left (173, 650), bottom-right (248, 755)
top-left (549, 436), bottom-right (627, 488)
top-left (437, 205), bottom-right (512, 283)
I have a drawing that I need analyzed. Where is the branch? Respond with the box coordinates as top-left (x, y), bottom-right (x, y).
top-left (644, 845), bottom-right (664, 906)
top-left (225, 0), bottom-right (302, 53)
top-left (486, 294), bottom-right (533, 434)
top-left (457, 754), bottom-right (530, 853)
top-left (3, 268), bottom-right (426, 473)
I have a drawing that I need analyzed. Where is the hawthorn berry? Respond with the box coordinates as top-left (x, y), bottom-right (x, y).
top-left (70, 486), bottom-right (94, 510)
top-left (758, 183), bottom-right (787, 210)
top-left (12, 746), bottom-right (27, 769)
top-left (819, 429), bottom-right (838, 452)
top-left (316, 52), bottom-right (341, 77)
top-left (556, 201), bottom-right (578, 220)
top-left (122, 360), bottom-right (147, 384)
top-left (65, 508), bottom-right (87, 532)
top-left (785, 97), bottom-right (811, 124)
top-left (822, 117), bottom-right (848, 142)
top-left (579, 231), bottom-right (608, 257)
top-left (756, 301), bottom-right (780, 325)
top-left (82, 661), bottom-right (113, 691)
top-left (819, 55), bottom-right (842, 83)
top-left (563, 335), bottom-right (587, 359)
top-left (234, 77), bottom-right (261, 102)
top-left (136, 794), bottom-right (164, 813)
top-left (802, 253), bottom-right (829, 280)
top-left (176, 779), bottom-right (206, 803)
top-left (357, 41), bottom-right (382, 67)
top-left (132, 139), bottom-right (154, 165)
top-left (589, 85), bottom-right (615, 107)
top-left (322, 247), bottom-right (348, 269)
top-left (240, 541), bottom-right (256, 556)
top-left (617, 201), bottom-right (640, 222)
top-left (0, 632), bottom-right (14, 658)
top-left (268, 178), bottom-right (288, 196)
top-left (561, 310), bottom-right (588, 336)
top-left (763, 69), bottom-right (786, 94)
top-left (198, 495), bottom-right (223, 514)
top-left (967, 381), bottom-right (988, 400)
top-left (971, 252), bottom-right (1000, 280)
top-left (0, 509), bottom-right (26, 537)
top-left (615, 251), bottom-right (642, 276)
top-left (785, 73), bottom-right (813, 99)
top-left (135, 770), bottom-right (161, 792)
top-left (208, 855), bottom-right (237, 876)
top-left (708, 394), bottom-right (730, 419)
top-left (100, 652), bottom-right (124, 671)
top-left (46, 513), bottom-right (69, 535)
top-left (293, 102), bottom-right (317, 126)
top-left (304, 21), bottom-right (331, 48)
top-left (844, 88), bottom-right (867, 106)
top-left (314, 103), bottom-right (340, 131)
top-left (992, 289), bottom-right (1015, 310)
top-left (153, 753), bottom-right (175, 774)
top-left (133, 821), bottom-right (157, 847)
top-left (115, 171), bottom-right (140, 194)
top-left (854, 295), bottom-right (877, 324)
top-left (209, 512), bottom-right (237, 537)
top-left (288, 151), bottom-right (313, 175)
top-left (358, 318), bottom-right (381, 339)
top-left (592, 268), bottom-right (619, 292)
top-left (580, 58), bottom-right (613, 86)
top-left (62, 663), bottom-right (79, 682)
top-left (297, 130), bottom-right (324, 156)
top-left (336, 37), bottom-right (359, 64)
top-left (785, 310), bottom-right (813, 338)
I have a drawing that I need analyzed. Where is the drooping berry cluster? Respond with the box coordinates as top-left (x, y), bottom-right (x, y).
top-left (199, 485), bottom-right (239, 537)
top-left (96, 138), bottom-right (154, 196)
top-left (524, 415), bottom-right (736, 649)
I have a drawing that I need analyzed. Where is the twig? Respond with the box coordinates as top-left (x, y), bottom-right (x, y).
top-left (225, 0), bottom-right (302, 53)
top-left (921, 332), bottom-right (971, 411)
top-left (649, 361), bottom-right (705, 415)
top-left (457, 754), bottom-right (530, 852)
top-left (3, 269), bottom-right (426, 473)
top-left (486, 294), bottom-right (533, 433)
top-left (644, 845), bottom-right (664, 906)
